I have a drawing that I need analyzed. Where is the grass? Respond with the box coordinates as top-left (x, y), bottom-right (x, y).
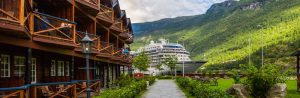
top-left (209, 78), bottom-right (234, 91)
top-left (286, 80), bottom-right (300, 98)
top-left (208, 78), bottom-right (300, 97)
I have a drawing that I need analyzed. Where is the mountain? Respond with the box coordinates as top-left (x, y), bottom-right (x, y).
top-left (131, 0), bottom-right (300, 70)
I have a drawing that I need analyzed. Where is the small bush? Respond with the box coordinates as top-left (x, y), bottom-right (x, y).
top-left (144, 76), bottom-right (156, 85)
top-left (176, 77), bottom-right (232, 98)
top-left (241, 64), bottom-right (289, 98)
top-left (98, 80), bottom-right (147, 98)
top-left (157, 75), bottom-right (173, 79)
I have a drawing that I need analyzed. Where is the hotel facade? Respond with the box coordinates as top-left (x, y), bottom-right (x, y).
top-left (0, 0), bottom-right (133, 97)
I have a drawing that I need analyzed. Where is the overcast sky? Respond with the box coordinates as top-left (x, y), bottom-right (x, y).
top-left (119, 0), bottom-right (226, 23)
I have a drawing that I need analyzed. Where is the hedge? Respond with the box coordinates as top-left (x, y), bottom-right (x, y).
top-left (176, 77), bottom-right (232, 98)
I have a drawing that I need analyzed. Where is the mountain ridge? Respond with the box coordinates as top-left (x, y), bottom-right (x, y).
top-left (132, 0), bottom-right (300, 69)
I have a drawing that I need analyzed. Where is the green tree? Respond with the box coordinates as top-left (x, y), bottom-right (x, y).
top-left (133, 51), bottom-right (149, 72)
top-left (163, 56), bottom-right (178, 76)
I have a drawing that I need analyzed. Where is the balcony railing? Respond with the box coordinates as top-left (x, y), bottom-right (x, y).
top-left (0, 1), bottom-right (20, 23)
top-left (0, 80), bottom-right (101, 98)
top-left (76, 31), bottom-right (101, 53)
top-left (82, 0), bottom-right (100, 6)
top-left (33, 11), bottom-right (76, 46)
top-left (112, 48), bottom-right (123, 57)
top-left (111, 19), bottom-right (123, 32)
top-left (73, 80), bottom-right (101, 96)
top-left (99, 41), bottom-right (114, 54)
top-left (119, 32), bottom-right (132, 39)
top-left (97, 4), bottom-right (113, 22)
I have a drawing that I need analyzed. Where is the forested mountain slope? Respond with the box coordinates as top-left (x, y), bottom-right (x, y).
top-left (132, 0), bottom-right (300, 69)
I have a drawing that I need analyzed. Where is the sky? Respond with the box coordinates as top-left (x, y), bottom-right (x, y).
top-left (119, 0), bottom-right (226, 23)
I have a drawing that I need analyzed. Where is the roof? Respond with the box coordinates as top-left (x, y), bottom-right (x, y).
top-left (292, 49), bottom-right (300, 56)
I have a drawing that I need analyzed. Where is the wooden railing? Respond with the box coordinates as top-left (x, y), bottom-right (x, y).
top-left (111, 19), bottom-right (123, 32)
top-left (0, 81), bottom-right (79, 98)
top-left (76, 31), bottom-right (101, 52)
top-left (0, 0), bottom-right (20, 23)
top-left (99, 41), bottom-right (114, 54)
top-left (119, 32), bottom-right (132, 38)
top-left (125, 37), bottom-right (133, 43)
top-left (31, 82), bottom-right (77, 98)
top-left (112, 48), bottom-right (123, 57)
top-left (83, 0), bottom-right (100, 6)
top-left (73, 80), bottom-right (101, 96)
top-left (98, 4), bottom-right (113, 22)
top-left (33, 11), bottom-right (76, 45)
top-left (0, 86), bottom-right (26, 98)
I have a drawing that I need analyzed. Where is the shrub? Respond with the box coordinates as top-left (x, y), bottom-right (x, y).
top-left (156, 75), bottom-right (173, 79)
top-left (116, 74), bottom-right (134, 87)
top-left (228, 69), bottom-right (241, 83)
top-left (241, 64), bottom-right (288, 98)
top-left (98, 80), bottom-right (147, 98)
top-left (144, 76), bottom-right (156, 85)
top-left (176, 77), bottom-right (232, 98)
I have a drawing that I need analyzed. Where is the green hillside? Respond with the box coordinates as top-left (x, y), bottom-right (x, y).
top-left (132, 0), bottom-right (300, 70)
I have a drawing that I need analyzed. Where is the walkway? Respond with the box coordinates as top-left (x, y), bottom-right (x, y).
top-left (142, 80), bottom-right (186, 98)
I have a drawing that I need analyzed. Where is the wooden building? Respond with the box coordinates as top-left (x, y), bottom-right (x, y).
top-left (0, 0), bottom-right (133, 97)
top-left (293, 49), bottom-right (300, 92)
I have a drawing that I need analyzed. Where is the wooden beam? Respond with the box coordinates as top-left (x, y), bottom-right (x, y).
top-left (72, 0), bottom-right (76, 43)
top-left (19, 0), bottom-right (25, 25)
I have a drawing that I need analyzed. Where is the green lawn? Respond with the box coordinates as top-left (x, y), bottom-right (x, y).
top-left (209, 78), bottom-right (300, 97)
top-left (286, 80), bottom-right (300, 98)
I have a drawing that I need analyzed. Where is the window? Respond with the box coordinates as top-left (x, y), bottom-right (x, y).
top-left (65, 61), bottom-right (70, 76)
top-left (57, 61), bottom-right (64, 76)
top-left (14, 56), bottom-right (25, 77)
top-left (1, 55), bottom-right (10, 77)
top-left (50, 60), bottom-right (56, 76)
top-left (31, 58), bottom-right (37, 83)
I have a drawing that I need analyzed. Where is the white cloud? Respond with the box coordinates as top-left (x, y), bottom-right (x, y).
top-left (119, 0), bottom-right (226, 23)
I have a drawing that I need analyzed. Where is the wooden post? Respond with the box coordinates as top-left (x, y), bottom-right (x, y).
top-left (73, 84), bottom-right (77, 98)
top-left (19, 0), bottom-right (25, 25)
top-left (72, 0), bottom-right (76, 43)
top-left (33, 87), bottom-right (37, 98)
top-left (25, 88), bottom-right (30, 98)
top-left (71, 56), bottom-right (75, 80)
top-left (29, 13), bottom-right (34, 35)
top-left (117, 36), bottom-right (119, 49)
top-left (20, 90), bottom-right (24, 98)
top-left (25, 48), bottom-right (32, 84)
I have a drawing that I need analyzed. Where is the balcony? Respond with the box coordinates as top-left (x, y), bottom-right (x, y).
top-left (0, 80), bottom-right (101, 98)
top-left (32, 11), bottom-right (77, 48)
top-left (97, 41), bottom-right (114, 58)
top-left (125, 37), bottom-right (134, 44)
top-left (111, 19), bottom-right (123, 34)
top-left (75, 0), bottom-right (100, 16)
top-left (96, 4), bottom-right (113, 25)
top-left (75, 31), bottom-right (101, 54)
top-left (0, 0), bottom-right (31, 38)
top-left (119, 32), bottom-right (132, 39)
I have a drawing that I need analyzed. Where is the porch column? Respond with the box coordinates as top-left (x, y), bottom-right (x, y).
top-left (71, 56), bottom-right (75, 80)
top-left (123, 66), bottom-right (125, 74)
top-left (25, 48), bottom-right (32, 84)
top-left (106, 63), bottom-right (110, 88)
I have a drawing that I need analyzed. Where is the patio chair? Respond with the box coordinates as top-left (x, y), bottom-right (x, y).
top-left (39, 86), bottom-right (54, 97)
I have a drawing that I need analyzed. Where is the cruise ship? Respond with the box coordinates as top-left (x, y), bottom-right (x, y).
top-left (132, 39), bottom-right (206, 75)
top-left (133, 39), bottom-right (192, 67)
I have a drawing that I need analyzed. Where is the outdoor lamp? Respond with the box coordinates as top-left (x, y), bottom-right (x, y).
top-left (80, 32), bottom-right (93, 98)
top-left (81, 32), bottom-right (93, 53)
